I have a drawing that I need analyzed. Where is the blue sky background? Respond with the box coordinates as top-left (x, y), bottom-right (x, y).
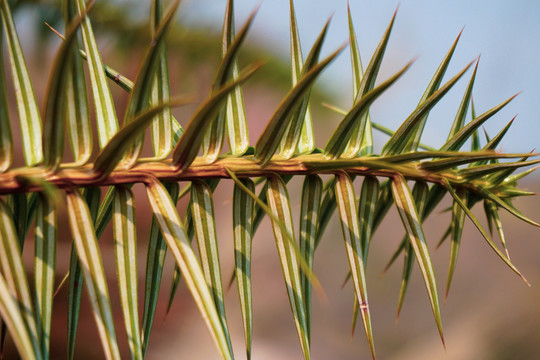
top-left (174, 0), bottom-right (540, 155)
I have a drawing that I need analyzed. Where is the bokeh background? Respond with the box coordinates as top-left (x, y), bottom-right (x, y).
top-left (4, 0), bottom-right (540, 359)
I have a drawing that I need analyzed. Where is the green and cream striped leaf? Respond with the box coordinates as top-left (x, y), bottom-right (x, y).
top-left (0, 199), bottom-right (41, 358)
top-left (172, 64), bottom-right (261, 170)
top-left (73, 0), bottom-right (119, 148)
top-left (343, 3), bottom-right (372, 157)
top-left (358, 176), bottom-right (379, 261)
top-left (145, 177), bottom-right (233, 360)
top-left (442, 180), bottom-right (528, 284)
top-left (66, 189), bottom-right (121, 360)
top-left (113, 186), bottom-right (143, 360)
top-left (298, 175), bottom-right (322, 342)
top-left (266, 175), bottom-right (310, 360)
top-left (445, 188), bottom-right (466, 300)
top-left (382, 61), bottom-right (474, 156)
top-left (324, 60), bottom-right (413, 159)
top-left (6, 192), bottom-right (28, 249)
top-left (142, 182), bottom-right (179, 355)
top-left (67, 186), bottom-right (101, 360)
top-left (48, 24), bottom-right (186, 144)
top-left (42, 13), bottom-right (85, 171)
top-left (165, 179), bottom-right (220, 314)
top-left (255, 45), bottom-right (345, 166)
top-left (315, 178), bottom-right (336, 248)
top-left (334, 172), bottom-right (375, 359)
top-left (232, 178), bottom-right (255, 359)
top-left (63, 0), bottom-right (91, 165)
top-left (202, 7), bottom-right (257, 163)
top-left (447, 60), bottom-right (478, 141)
top-left (475, 185), bottom-right (540, 228)
top-left (279, 12), bottom-right (331, 158)
top-left (0, 272), bottom-right (39, 360)
top-left (227, 170), bottom-right (318, 286)
top-left (391, 174), bottom-right (444, 346)
top-left (34, 195), bottom-right (56, 360)
top-left (121, 0), bottom-right (180, 168)
top-left (484, 200), bottom-right (510, 258)
top-left (0, 23), bottom-right (12, 173)
top-left (323, 103), bottom-right (437, 151)
top-left (94, 102), bottom-right (187, 177)
top-left (0, 0), bottom-right (42, 166)
top-left (150, 0), bottom-right (173, 159)
top-left (405, 31), bottom-right (462, 152)
top-left (441, 94), bottom-right (517, 151)
top-left (191, 180), bottom-right (233, 355)
top-left (223, 0), bottom-right (249, 156)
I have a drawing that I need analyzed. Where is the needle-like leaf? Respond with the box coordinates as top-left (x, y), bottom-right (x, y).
top-left (391, 174), bottom-right (444, 346)
top-left (383, 61), bottom-right (474, 156)
top-left (441, 94), bottom-right (517, 151)
top-left (0, 199), bottom-right (41, 358)
top-left (121, 0), bottom-right (180, 168)
top-left (141, 182), bottom-right (179, 355)
top-left (0, 0), bottom-right (43, 166)
top-left (191, 180), bottom-right (234, 355)
top-left (459, 159), bottom-right (540, 181)
top-left (73, 0), bottom-right (118, 148)
top-left (484, 200), bottom-right (510, 258)
top-left (145, 177), bottom-right (233, 360)
top-left (358, 176), bottom-right (379, 262)
top-left (299, 175), bottom-right (322, 343)
top-left (266, 175), bottom-right (311, 360)
top-left (324, 60), bottom-right (413, 159)
top-left (34, 195), bottom-right (56, 359)
top-left (447, 59), bottom-right (478, 141)
top-left (0, 23), bottom-right (12, 173)
top-left (223, 0), bottom-right (249, 157)
top-left (314, 178), bottom-right (336, 248)
top-left (343, 3), bottom-right (372, 157)
top-left (255, 45), bottom-right (346, 166)
top-left (405, 31), bottom-right (463, 151)
top-left (445, 189), bottom-right (466, 300)
top-left (94, 100), bottom-right (189, 177)
top-left (150, 0), bottom-right (173, 159)
top-left (63, 0), bottom-right (91, 165)
top-left (442, 180), bottom-right (529, 284)
top-left (0, 271), bottom-right (40, 360)
top-left (279, 13), bottom-right (331, 158)
top-left (42, 12), bottom-right (85, 171)
top-left (202, 6), bottom-right (258, 163)
top-left (67, 186), bottom-right (101, 360)
top-left (233, 178), bottom-right (255, 359)
top-left (172, 64), bottom-right (260, 169)
top-left (113, 186), bottom-right (143, 360)
top-left (475, 185), bottom-right (540, 227)
top-left (334, 172), bottom-right (375, 359)
top-left (66, 189), bottom-right (120, 360)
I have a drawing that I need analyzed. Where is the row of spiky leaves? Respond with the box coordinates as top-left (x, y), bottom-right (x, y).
top-left (0, 0), bottom-right (537, 359)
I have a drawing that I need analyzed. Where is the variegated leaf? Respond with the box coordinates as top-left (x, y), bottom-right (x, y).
top-left (0, 0), bottom-right (42, 166)
top-left (145, 177), bottom-right (233, 360)
top-left (391, 174), bottom-right (444, 346)
top-left (113, 186), bottom-right (143, 359)
top-left (66, 189), bottom-right (121, 360)
top-left (233, 178), bottom-right (255, 359)
top-left (191, 180), bottom-right (233, 355)
top-left (334, 172), bottom-right (375, 359)
top-left (34, 195), bottom-right (57, 359)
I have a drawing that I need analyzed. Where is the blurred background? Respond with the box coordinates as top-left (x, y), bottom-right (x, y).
top-left (3, 0), bottom-right (540, 359)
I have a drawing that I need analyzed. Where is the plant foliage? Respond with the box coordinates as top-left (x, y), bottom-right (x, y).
top-left (0, 0), bottom-right (537, 359)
